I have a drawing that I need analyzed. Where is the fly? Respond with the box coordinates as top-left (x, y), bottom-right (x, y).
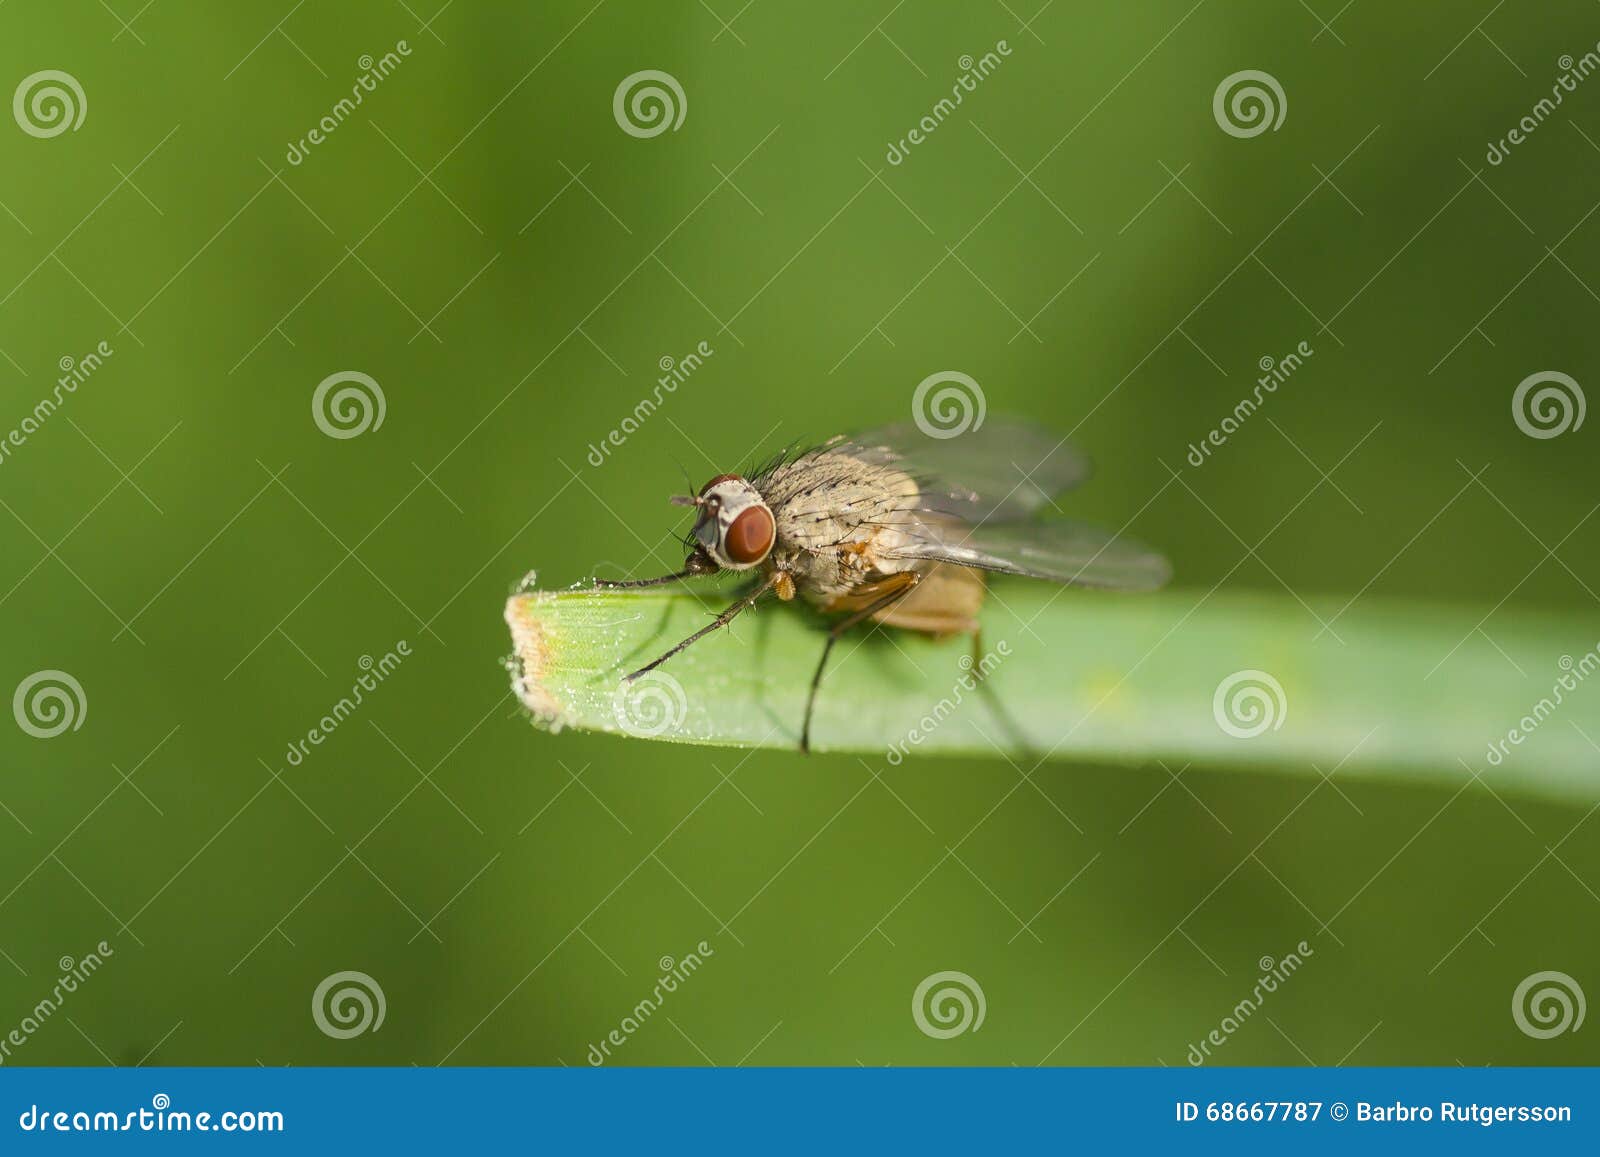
top-left (595, 419), bottom-right (1171, 752)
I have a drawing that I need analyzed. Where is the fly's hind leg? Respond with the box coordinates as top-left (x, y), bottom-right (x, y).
top-left (801, 574), bottom-right (919, 755)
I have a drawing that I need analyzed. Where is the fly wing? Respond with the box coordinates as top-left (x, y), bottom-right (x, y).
top-left (826, 419), bottom-right (1091, 524)
top-left (883, 518), bottom-right (1172, 591)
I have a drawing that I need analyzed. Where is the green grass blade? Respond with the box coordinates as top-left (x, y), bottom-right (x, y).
top-left (505, 585), bottom-right (1600, 804)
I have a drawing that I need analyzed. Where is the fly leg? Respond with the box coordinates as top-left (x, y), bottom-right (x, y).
top-left (594, 568), bottom-right (700, 589)
top-left (801, 574), bottom-right (919, 755)
top-left (624, 572), bottom-right (778, 680)
top-left (969, 627), bottom-right (985, 679)
top-left (594, 548), bottom-right (718, 590)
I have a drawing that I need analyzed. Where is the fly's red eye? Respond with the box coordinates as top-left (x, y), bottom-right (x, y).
top-left (724, 506), bottom-right (775, 564)
top-left (699, 473), bottom-right (741, 496)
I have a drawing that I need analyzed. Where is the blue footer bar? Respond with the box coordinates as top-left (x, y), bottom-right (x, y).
top-left (1, 1067), bottom-right (1594, 1152)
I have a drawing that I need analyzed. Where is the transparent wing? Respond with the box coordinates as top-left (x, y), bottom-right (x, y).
top-left (826, 419), bottom-right (1091, 524)
top-left (883, 519), bottom-right (1172, 591)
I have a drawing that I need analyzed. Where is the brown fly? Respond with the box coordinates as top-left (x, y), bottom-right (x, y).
top-left (596, 420), bottom-right (1170, 752)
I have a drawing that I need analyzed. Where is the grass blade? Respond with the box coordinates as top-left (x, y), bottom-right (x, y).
top-left (505, 585), bottom-right (1600, 804)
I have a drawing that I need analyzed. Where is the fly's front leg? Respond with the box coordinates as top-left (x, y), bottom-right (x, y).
top-left (594, 547), bottom-right (719, 590)
top-left (593, 569), bottom-right (696, 590)
top-left (625, 572), bottom-right (779, 681)
top-left (801, 574), bottom-right (919, 755)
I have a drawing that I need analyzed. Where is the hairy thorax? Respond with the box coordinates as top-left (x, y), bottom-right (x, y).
top-left (755, 447), bottom-right (927, 608)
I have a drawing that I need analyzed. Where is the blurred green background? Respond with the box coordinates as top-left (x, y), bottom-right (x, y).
top-left (2, 0), bottom-right (1597, 1066)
